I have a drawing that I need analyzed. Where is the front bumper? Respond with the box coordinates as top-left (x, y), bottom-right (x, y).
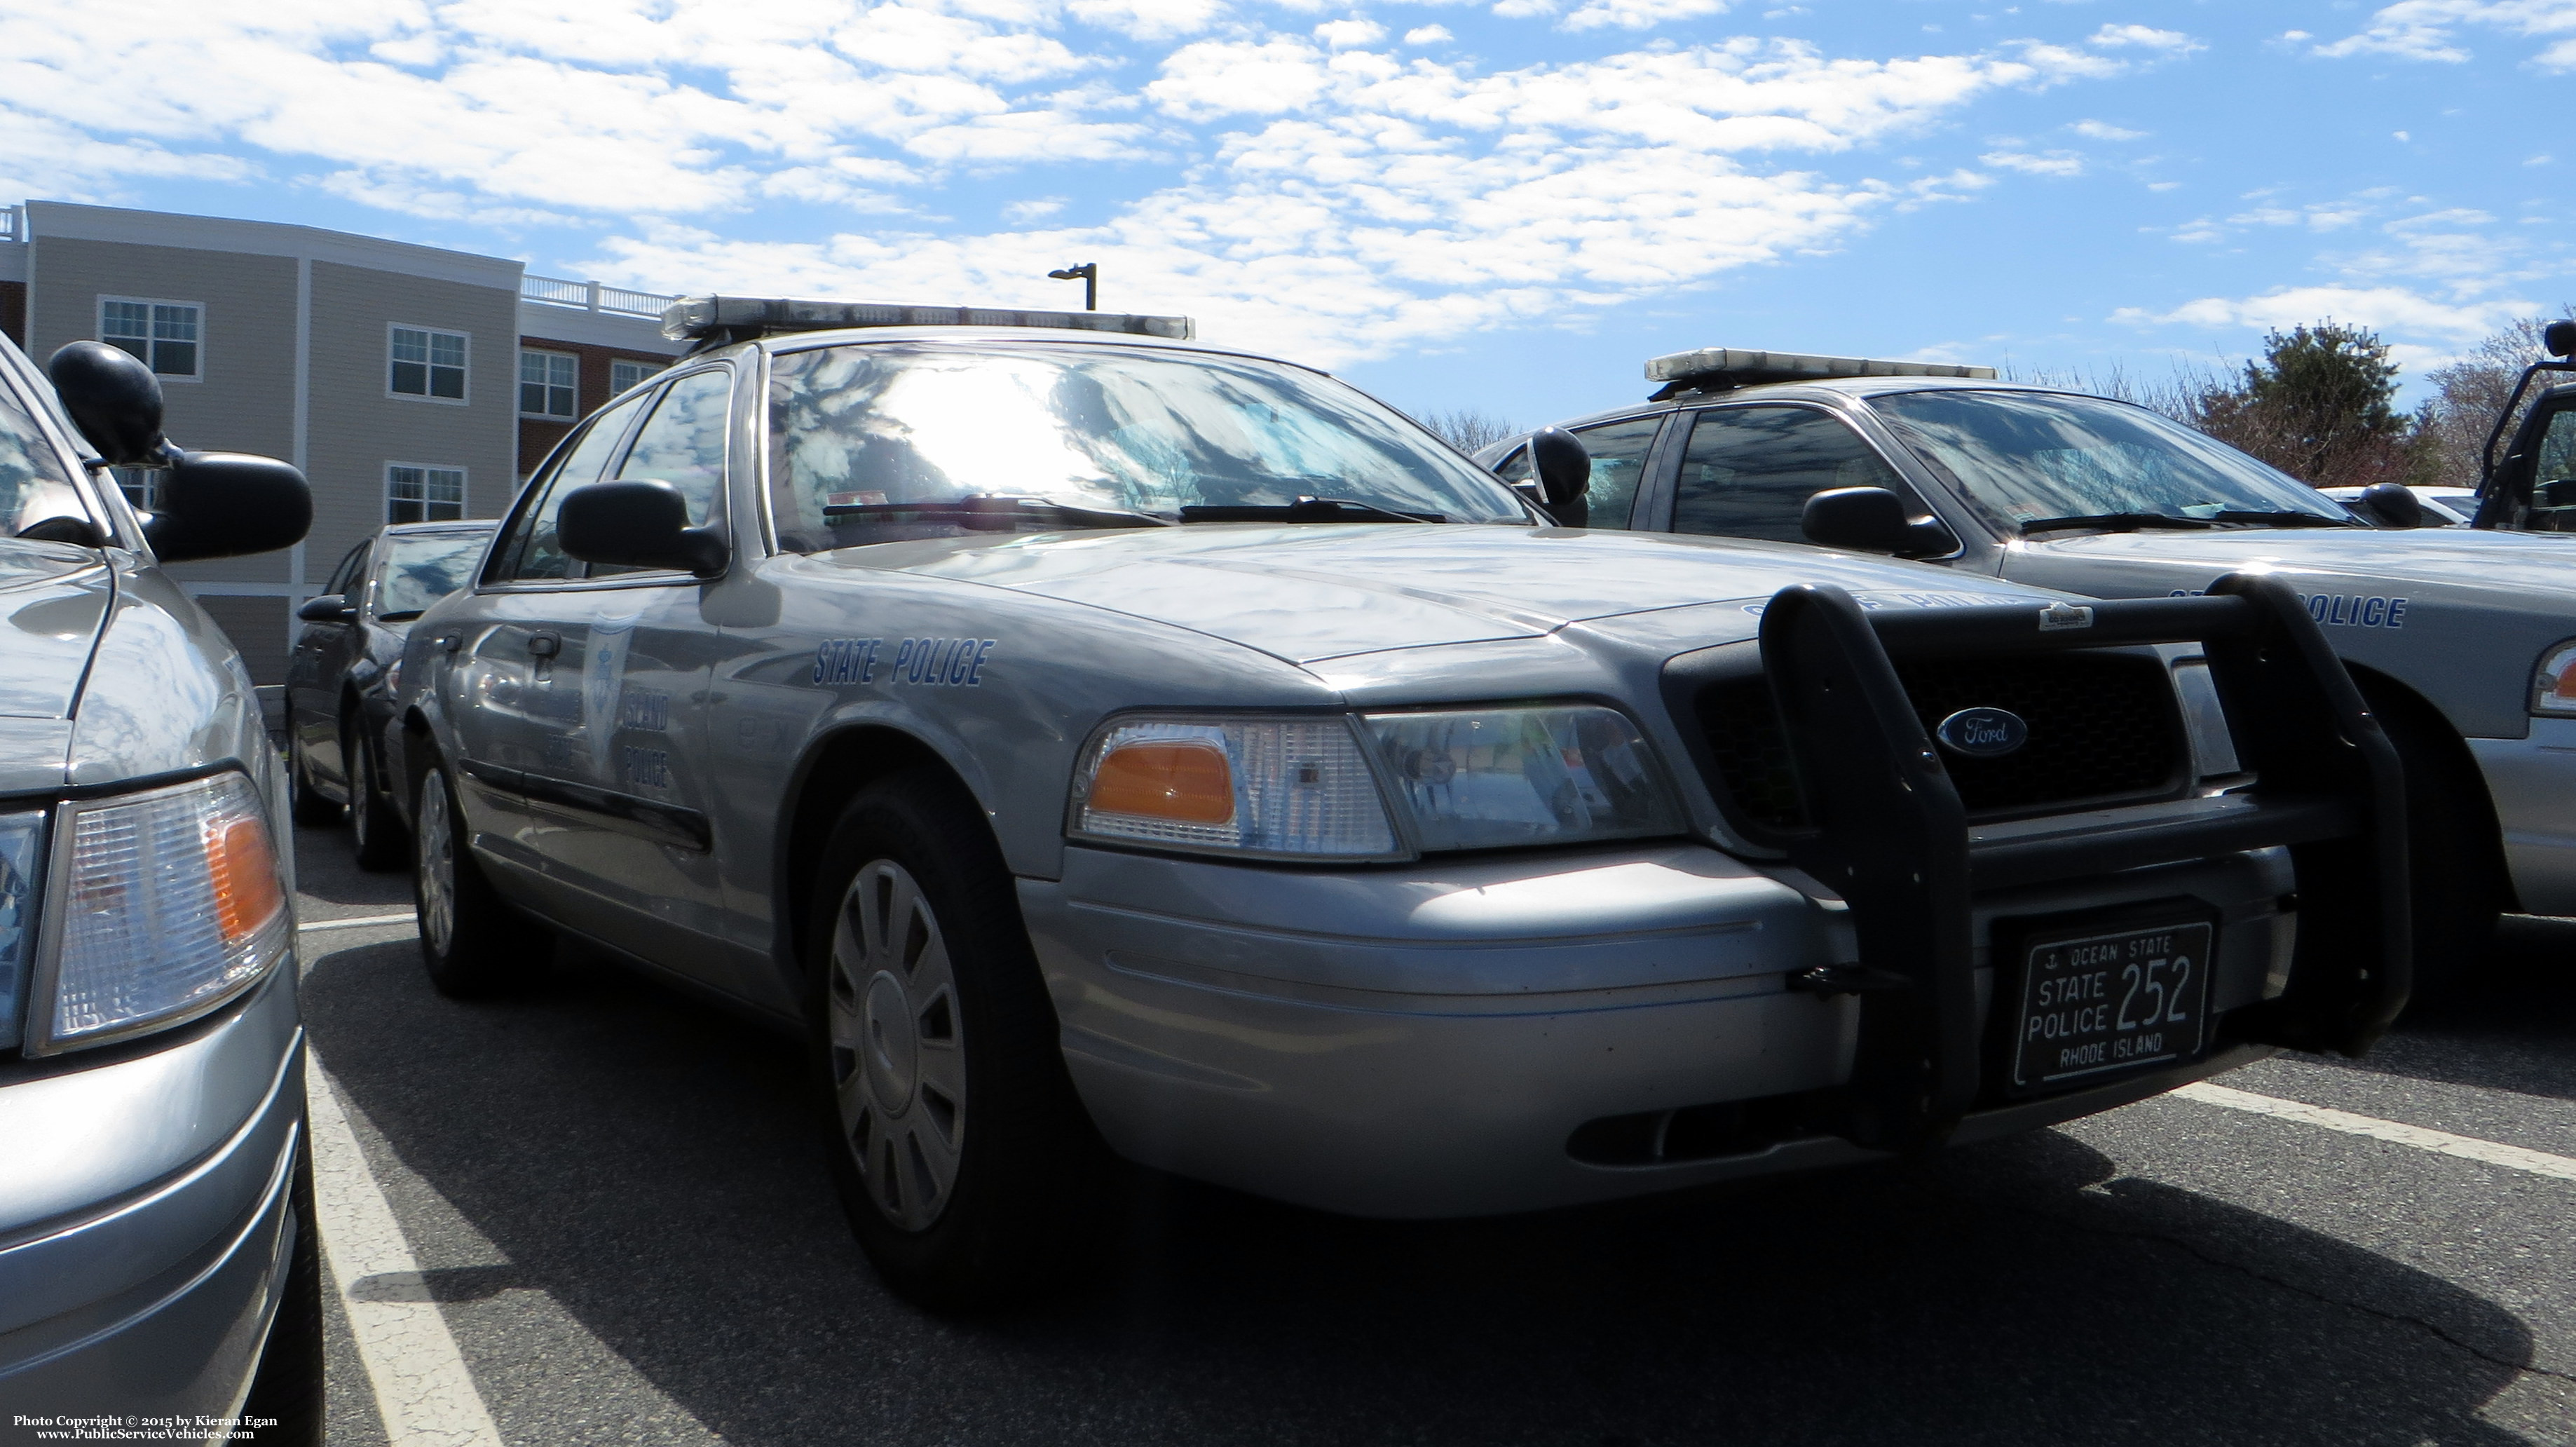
top-left (2469, 717), bottom-right (2576, 916)
top-left (1025, 841), bottom-right (2293, 1218)
top-left (0, 968), bottom-right (307, 1420)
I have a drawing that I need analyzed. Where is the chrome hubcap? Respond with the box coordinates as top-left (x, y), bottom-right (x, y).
top-left (827, 860), bottom-right (965, 1232)
top-left (348, 732), bottom-right (372, 844)
top-left (416, 769), bottom-right (456, 954)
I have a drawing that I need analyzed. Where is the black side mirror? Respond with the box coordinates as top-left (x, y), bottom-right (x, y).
top-left (2355, 481), bottom-right (2424, 529)
top-left (147, 451), bottom-right (312, 562)
top-left (1529, 428), bottom-right (1590, 527)
top-left (559, 480), bottom-right (729, 577)
top-left (1801, 487), bottom-right (1958, 557)
top-left (297, 593), bottom-right (355, 624)
top-left (46, 341), bottom-right (166, 466)
top-left (2547, 320), bottom-right (2576, 360)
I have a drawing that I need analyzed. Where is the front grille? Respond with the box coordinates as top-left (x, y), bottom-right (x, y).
top-left (1696, 653), bottom-right (2188, 830)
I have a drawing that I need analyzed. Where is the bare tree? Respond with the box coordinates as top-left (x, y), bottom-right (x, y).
top-left (1417, 407), bottom-right (1520, 456)
top-left (2415, 311), bottom-right (2576, 488)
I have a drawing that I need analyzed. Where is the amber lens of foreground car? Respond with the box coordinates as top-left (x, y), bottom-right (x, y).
top-left (39, 771), bottom-right (289, 1051)
top-left (2533, 639), bottom-right (2576, 715)
top-left (1072, 716), bottom-right (1400, 859)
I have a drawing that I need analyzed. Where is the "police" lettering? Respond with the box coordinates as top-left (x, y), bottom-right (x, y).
top-left (812, 637), bottom-right (996, 686)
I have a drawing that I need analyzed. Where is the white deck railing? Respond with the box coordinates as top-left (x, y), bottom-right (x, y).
top-left (521, 273), bottom-right (676, 318)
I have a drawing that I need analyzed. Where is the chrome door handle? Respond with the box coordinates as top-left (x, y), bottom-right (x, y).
top-left (527, 632), bottom-right (561, 658)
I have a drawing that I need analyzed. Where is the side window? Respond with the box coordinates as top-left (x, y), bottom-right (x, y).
top-left (1492, 446), bottom-right (1531, 484)
top-left (325, 541), bottom-right (368, 599)
top-left (1672, 406), bottom-right (1911, 544)
top-left (493, 393), bottom-right (650, 583)
top-left (1567, 417), bottom-right (1662, 529)
top-left (614, 368), bottom-right (732, 525)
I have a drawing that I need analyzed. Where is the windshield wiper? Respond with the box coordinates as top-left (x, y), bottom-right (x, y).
top-left (1177, 496), bottom-right (1446, 524)
top-left (2204, 510), bottom-right (2365, 528)
top-left (819, 495), bottom-right (1171, 530)
top-left (2017, 512), bottom-right (2219, 534)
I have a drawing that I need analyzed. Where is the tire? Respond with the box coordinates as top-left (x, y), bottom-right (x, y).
top-left (286, 732), bottom-right (341, 828)
top-left (807, 772), bottom-right (1115, 1311)
top-left (411, 745), bottom-right (543, 996)
top-left (240, 1136), bottom-right (322, 1447)
top-left (345, 717), bottom-right (407, 873)
top-left (2377, 700), bottom-right (2506, 1008)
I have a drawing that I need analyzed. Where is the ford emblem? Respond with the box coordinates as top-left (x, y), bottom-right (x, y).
top-left (1935, 707), bottom-right (2028, 759)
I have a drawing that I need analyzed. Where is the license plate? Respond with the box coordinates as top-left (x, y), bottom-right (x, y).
top-left (2010, 916), bottom-right (2213, 1094)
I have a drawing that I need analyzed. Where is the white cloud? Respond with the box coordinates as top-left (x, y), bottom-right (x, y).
top-left (1403, 24), bottom-right (1454, 43)
top-left (1004, 196), bottom-right (1069, 221)
top-left (1314, 18), bottom-right (1386, 48)
top-left (2113, 285), bottom-right (2534, 342)
top-left (2071, 119), bottom-right (2144, 140)
top-left (1982, 149), bottom-right (2083, 177)
top-left (1067, 0), bottom-right (1229, 41)
top-left (2087, 24), bottom-right (2201, 54)
top-left (2315, 1), bottom-right (2576, 71)
top-left (1561, 0), bottom-right (1726, 32)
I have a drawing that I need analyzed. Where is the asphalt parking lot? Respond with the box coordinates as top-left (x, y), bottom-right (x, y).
top-left (291, 827), bottom-right (2576, 1446)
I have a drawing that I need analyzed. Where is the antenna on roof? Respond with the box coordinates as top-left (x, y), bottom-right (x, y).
top-left (1047, 262), bottom-right (1098, 312)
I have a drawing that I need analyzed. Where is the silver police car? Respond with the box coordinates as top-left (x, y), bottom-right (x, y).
top-left (1487, 347), bottom-right (2576, 998)
top-left (390, 301), bottom-right (2403, 1308)
top-left (0, 339), bottom-right (318, 1430)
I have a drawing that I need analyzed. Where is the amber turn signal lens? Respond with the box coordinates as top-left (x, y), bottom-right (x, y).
top-left (1090, 740), bottom-right (1236, 823)
top-left (206, 814), bottom-right (286, 945)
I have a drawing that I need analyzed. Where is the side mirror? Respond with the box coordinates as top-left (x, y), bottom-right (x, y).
top-left (297, 593), bottom-right (355, 624)
top-left (1528, 427), bottom-right (1590, 527)
top-left (559, 480), bottom-right (729, 577)
top-left (1801, 487), bottom-right (1958, 558)
top-left (46, 341), bottom-right (166, 466)
top-left (2355, 481), bottom-right (2423, 529)
top-left (2546, 320), bottom-right (2575, 360)
top-left (146, 451), bottom-right (312, 562)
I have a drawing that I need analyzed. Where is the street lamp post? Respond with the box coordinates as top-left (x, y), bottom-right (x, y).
top-left (1047, 262), bottom-right (1098, 312)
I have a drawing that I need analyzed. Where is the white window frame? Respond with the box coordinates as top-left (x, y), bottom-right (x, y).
top-left (519, 348), bottom-right (579, 420)
top-left (388, 323), bottom-right (470, 406)
top-left (386, 461), bottom-right (468, 523)
top-left (610, 358), bottom-right (663, 396)
top-left (98, 296), bottom-right (204, 382)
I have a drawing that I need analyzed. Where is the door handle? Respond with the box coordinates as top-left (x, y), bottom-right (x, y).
top-left (527, 631), bottom-right (561, 658)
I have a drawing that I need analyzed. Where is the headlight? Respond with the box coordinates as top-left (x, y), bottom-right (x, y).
top-left (1070, 716), bottom-right (1401, 860)
top-left (2534, 639), bottom-right (2576, 715)
top-left (1362, 705), bottom-right (1682, 851)
top-left (27, 770), bottom-right (289, 1055)
top-left (0, 810), bottom-right (43, 1050)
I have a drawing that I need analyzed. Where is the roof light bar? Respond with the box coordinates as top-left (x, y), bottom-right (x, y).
top-left (1645, 347), bottom-right (1997, 393)
top-left (661, 295), bottom-right (1196, 346)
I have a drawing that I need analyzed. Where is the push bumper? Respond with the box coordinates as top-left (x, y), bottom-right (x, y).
top-left (0, 969), bottom-right (307, 1420)
top-left (2468, 717), bottom-right (2576, 917)
top-left (1025, 841), bottom-right (2294, 1218)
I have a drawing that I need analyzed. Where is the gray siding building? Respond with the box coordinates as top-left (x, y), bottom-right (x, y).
top-left (0, 202), bottom-right (682, 681)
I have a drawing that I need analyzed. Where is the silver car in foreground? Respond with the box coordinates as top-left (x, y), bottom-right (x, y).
top-left (0, 339), bottom-right (316, 1431)
top-left (390, 299), bottom-right (2404, 1308)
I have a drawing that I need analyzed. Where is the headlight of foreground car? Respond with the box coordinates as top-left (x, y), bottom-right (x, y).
top-left (25, 771), bottom-right (289, 1055)
top-left (1068, 705), bottom-right (1682, 861)
top-left (0, 810), bottom-right (42, 1050)
top-left (2533, 639), bottom-right (2576, 716)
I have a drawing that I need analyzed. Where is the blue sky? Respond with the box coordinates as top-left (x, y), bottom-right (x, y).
top-left (5, 0), bottom-right (2568, 426)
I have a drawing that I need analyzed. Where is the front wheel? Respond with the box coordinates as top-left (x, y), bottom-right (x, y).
top-left (345, 719), bottom-right (407, 873)
top-left (412, 747), bottom-right (542, 996)
top-left (808, 773), bottom-right (1116, 1310)
top-left (286, 732), bottom-right (341, 828)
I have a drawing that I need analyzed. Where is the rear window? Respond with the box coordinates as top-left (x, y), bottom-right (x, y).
top-left (375, 531), bottom-right (491, 617)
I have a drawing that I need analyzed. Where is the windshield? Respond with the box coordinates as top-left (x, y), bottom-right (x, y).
top-left (766, 341), bottom-right (1526, 551)
top-left (1869, 389), bottom-right (2354, 531)
top-left (374, 531), bottom-right (491, 616)
top-left (0, 379), bottom-right (93, 540)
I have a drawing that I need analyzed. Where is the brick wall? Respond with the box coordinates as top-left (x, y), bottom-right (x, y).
top-left (516, 334), bottom-right (674, 477)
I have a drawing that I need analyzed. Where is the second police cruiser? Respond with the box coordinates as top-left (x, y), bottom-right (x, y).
top-left (389, 299), bottom-right (2405, 1307)
top-left (1486, 348), bottom-right (2576, 998)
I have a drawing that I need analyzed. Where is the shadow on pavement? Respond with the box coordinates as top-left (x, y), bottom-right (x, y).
top-left (304, 939), bottom-right (2548, 1447)
top-left (2345, 917), bottom-right (2576, 1103)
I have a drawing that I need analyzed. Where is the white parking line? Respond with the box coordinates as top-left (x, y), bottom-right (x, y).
top-left (2176, 1081), bottom-right (2576, 1183)
top-left (301, 912), bottom-right (418, 934)
top-left (307, 1059), bottom-right (505, 1446)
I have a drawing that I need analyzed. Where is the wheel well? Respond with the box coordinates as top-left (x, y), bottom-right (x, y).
top-left (779, 726), bottom-right (981, 969)
top-left (2345, 663), bottom-right (2516, 909)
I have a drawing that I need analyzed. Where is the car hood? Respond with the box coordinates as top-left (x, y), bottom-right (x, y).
top-left (0, 538), bottom-right (114, 720)
top-left (2024, 525), bottom-right (2576, 596)
top-left (819, 523), bottom-right (2061, 664)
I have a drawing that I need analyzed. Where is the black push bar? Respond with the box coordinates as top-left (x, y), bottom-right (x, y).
top-left (1754, 573), bottom-right (2408, 1153)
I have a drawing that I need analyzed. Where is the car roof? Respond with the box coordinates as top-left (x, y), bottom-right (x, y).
top-left (380, 520), bottom-right (498, 538)
top-left (1500, 376), bottom-right (2094, 442)
top-left (736, 325), bottom-right (1332, 378)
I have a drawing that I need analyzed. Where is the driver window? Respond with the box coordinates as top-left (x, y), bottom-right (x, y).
top-left (613, 368), bottom-right (731, 525)
top-left (493, 391), bottom-right (650, 583)
top-left (1568, 417), bottom-right (1661, 529)
top-left (1673, 406), bottom-right (1912, 543)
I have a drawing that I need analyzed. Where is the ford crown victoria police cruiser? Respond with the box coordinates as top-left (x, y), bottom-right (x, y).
top-left (1487, 348), bottom-right (2576, 996)
top-left (390, 301), bottom-right (2404, 1308)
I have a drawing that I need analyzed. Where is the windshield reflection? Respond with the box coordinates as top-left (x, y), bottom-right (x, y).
top-left (767, 343), bottom-right (1523, 552)
top-left (375, 531), bottom-right (492, 617)
top-left (1870, 389), bottom-right (2354, 532)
